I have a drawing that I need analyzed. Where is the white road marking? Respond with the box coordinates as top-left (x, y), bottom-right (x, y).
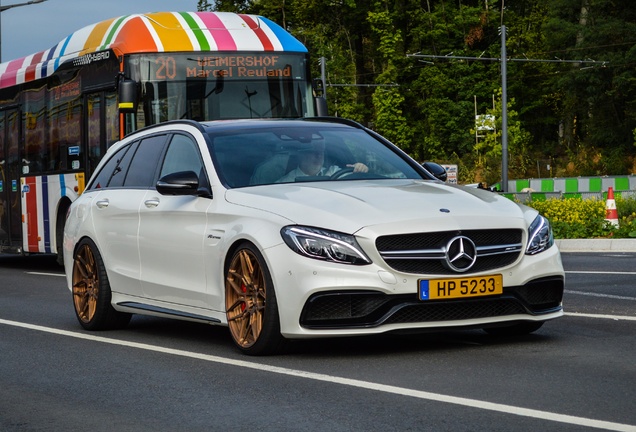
top-left (565, 290), bottom-right (636, 302)
top-left (565, 312), bottom-right (636, 321)
top-left (566, 270), bottom-right (636, 275)
top-left (1, 318), bottom-right (634, 432)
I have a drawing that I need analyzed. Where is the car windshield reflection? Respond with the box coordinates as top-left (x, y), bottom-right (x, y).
top-left (207, 124), bottom-right (422, 188)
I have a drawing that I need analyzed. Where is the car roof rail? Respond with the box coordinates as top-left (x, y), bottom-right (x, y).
top-left (124, 119), bottom-right (207, 138)
top-left (302, 116), bottom-right (366, 130)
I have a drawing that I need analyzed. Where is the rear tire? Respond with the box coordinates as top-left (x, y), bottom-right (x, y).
top-left (225, 243), bottom-right (285, 355)
top-left (483, 321), bottom-right (544, 336)
top-left (72, 238), bottom-right (131, 330)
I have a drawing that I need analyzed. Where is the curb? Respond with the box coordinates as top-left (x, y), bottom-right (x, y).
top-left (556, 239), bottom-right (636, 252)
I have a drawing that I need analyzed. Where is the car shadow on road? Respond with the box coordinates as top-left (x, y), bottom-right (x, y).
top-left (119, 314), bottom-right (558, 358)
top-left (282, 325), bottom-right (561, 358)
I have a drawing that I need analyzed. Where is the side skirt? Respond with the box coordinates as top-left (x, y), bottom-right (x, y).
top-left (116, 301), bottom-right (222, 325)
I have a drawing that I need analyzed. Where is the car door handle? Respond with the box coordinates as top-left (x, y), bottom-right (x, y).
top-left (144, 198), bottom-right (160, 208)
top-left (95, 199), bottom-right (109, 208)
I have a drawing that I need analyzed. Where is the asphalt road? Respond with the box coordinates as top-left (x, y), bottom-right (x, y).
top-left (0, 252), bottom-right (634, 432)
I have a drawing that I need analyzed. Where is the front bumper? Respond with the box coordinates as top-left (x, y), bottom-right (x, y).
top-left (300, 276), bottom-right (563, 329)
top-left (267, 240), bottom-right (564, 338)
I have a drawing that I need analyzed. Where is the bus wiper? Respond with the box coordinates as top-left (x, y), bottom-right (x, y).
top-left (245, 86), bottom-right (258, 118)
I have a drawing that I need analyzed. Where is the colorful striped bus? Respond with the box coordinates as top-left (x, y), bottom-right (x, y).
top-left (0, 11), bottom-right (321, 262)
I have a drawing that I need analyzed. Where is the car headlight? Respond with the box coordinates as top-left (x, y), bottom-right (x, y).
top-left (526, 214), bottom-right (554, 255)
top-left (281, 226), bottom-right (371, 265)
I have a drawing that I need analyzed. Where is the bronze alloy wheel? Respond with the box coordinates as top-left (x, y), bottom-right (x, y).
top-left (225, 243), bottom-right (284, 355)
top-left (73, 243), bottom-right (99, 324)
top-left (71, 238), bottom-right (131, 330)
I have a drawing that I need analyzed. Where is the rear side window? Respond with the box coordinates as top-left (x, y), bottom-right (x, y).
top-left (87, 134), bottom-right (168, 190)
top-left (88, 143), bottom-right (136, 190)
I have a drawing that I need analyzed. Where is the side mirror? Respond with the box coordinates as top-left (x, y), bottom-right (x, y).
top-left (118, 79), bottom-right (138, 113)
top-left (315, 97), bottom-right (328, 116)
top-left (156, 171), bottom-right (199, 196)
top-left (422, 162), bottom-right (448, 182)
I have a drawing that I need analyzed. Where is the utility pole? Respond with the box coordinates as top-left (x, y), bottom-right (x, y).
top-left (500, 25), bottom-right (509, 192)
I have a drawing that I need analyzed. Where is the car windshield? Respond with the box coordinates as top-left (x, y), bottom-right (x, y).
top-left (207, 123), bottom-right (424, 188)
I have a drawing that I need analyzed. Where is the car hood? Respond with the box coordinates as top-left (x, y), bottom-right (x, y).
top-left (225, 179), bottom-right (530, 235)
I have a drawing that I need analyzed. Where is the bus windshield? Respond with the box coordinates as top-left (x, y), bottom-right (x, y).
top-left (127, 52), bottom-right (312, 126)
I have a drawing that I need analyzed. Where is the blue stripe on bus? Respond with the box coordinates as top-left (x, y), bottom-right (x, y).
top-left (259, 17), bottom-right (308, 52)
top-left (45, 43), bottom-right (58, 62)
top-left (60, 174), bottom-right (66, 196)
top-left (54, 36), bottom-right (73, 70)
top-left (39, 45), bottom-right (59, 79)
top-left (42, 176), bottom-right (51, 253)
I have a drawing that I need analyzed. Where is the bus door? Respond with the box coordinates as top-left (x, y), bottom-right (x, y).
top-left (85, 90), bottom-right (119, 178)
top-left (0, 108), bottom-right (22, 253)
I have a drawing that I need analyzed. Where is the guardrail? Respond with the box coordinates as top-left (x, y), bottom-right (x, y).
top-left (504, 175), bottom-right (636, 194)
top-left (502, 190), bottom-right (636, 203)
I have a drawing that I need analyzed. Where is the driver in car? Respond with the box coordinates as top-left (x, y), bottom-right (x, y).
top-left (277, 141), bottom-right (368, 183)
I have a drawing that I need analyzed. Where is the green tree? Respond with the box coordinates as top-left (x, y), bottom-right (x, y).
top-left (367, 4), bottom-right (412, 149)
top-left (543, 0), bottom-right (636, 175)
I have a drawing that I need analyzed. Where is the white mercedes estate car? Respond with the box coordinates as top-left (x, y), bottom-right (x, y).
top-left (64, 118), bottom-right (564, 355)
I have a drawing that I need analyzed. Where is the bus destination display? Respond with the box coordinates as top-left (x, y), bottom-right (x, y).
top-left (143, 54), bottom-right (305, 81)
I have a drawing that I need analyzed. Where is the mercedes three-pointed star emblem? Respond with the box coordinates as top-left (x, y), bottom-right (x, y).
top-left (444, 236), bottom-right (477, 272)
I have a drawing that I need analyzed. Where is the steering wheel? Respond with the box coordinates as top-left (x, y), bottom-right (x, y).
top-left (329, 167), bottom-right (355, 180)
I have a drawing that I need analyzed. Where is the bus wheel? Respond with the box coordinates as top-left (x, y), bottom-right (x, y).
top-left (72, 238), bottom-right (131, 330)
top-left (225, 243), bottom-right (285, 356)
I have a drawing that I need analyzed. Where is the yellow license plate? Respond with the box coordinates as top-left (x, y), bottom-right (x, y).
top-left (419, 274), bottom-right (503, 300)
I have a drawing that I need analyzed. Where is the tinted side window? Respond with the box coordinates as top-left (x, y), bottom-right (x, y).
top-left (123, 134), bottom-right (167, 188)
top-left (88, 143), bottom-right (136, 190)
top-left (159, 134), bottom-right (203, 179)
top-left (106, 141), bottom-right (139, 188)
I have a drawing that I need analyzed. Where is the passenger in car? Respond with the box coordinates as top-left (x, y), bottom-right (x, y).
top-left (276, 141), bottom-right (368, 183)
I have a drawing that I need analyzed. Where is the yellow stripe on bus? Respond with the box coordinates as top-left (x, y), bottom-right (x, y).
top-left (148, 12), bottom-right (194, 52)
top-left (80, 18), bottom-right (117, 56)
top-left (76, 173), bottom-right (85, 195)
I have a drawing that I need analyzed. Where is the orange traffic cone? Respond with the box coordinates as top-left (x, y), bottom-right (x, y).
top-left (605, 187), bottom-right (619, 227)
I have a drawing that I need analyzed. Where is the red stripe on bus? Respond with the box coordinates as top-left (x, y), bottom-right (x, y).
top-left (25, 177), bottom-right (39, 252)
top-left (25, 52), bottom-right (45, 82)
top-left (240, 15), bottom-right (274, 51)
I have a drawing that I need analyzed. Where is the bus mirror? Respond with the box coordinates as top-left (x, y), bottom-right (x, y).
top-left (118, 79), bottom-right (138, 113)
top-left (312, 79), bottom-right (328, 116)
top-left (312, 78), bottom-right (325, 97)
top-left (315, 96), bottom-right (329, 117)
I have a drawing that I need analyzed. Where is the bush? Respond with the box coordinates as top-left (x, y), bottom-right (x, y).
top-left (524, 195), bottom-right (636, 239)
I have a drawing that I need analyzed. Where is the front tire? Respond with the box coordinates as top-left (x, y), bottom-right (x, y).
top-left (72, 238), bottom-right (131, 330)
top-left (225, 243), bottom-right (285, 355)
